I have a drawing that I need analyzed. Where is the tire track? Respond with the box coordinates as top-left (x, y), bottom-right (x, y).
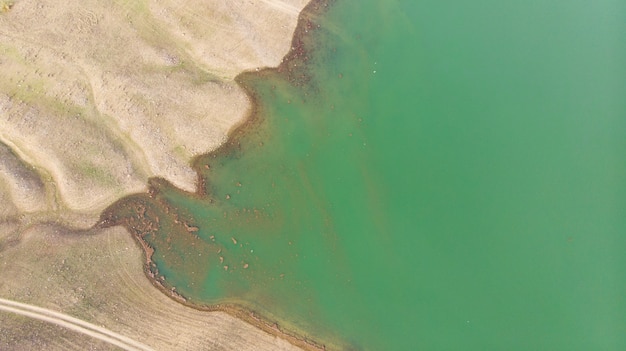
top-left (0, 298), bottom-right (154, 351)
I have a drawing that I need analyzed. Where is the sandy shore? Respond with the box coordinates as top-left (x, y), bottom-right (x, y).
top-left (0, 0), bottom-right (311, 349)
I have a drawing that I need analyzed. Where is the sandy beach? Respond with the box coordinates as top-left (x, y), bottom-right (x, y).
top-left (0, 0), bottom-right (310, 349)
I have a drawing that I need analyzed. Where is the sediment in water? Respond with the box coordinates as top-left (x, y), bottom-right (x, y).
top-left (98, 1), bottom-right (335, 350)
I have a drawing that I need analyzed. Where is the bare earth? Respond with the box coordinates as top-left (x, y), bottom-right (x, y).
top-left (0, 0), bottom-right (310, 349)
top-left (0, 225), bottom-right (302, 350)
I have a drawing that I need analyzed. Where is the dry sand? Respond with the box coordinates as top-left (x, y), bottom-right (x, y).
top-left (0, 0), bottom-right (313, 349)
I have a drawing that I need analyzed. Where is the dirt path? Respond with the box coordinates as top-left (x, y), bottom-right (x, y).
top-left (0, 298), bottom-right (154, 351)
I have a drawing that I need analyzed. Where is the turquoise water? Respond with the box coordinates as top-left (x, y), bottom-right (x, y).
top-left (107, 0), bottom-right (626, 349)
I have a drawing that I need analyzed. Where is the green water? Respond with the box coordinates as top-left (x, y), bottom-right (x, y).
top-left (111, 0), bottom-right (626, 349)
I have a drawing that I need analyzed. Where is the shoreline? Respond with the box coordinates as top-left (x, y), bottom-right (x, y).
top-left (0, 0), bottom-right (327, 349)
top-left (0, 0), bottom-right (310, 228)
top-left (98, 0), bottom-right (336, 350)
top-left (0, 223), bottom-right (310, 350)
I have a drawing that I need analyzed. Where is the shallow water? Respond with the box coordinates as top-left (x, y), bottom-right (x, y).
top-left (108, 0), bottom-right (626, 349)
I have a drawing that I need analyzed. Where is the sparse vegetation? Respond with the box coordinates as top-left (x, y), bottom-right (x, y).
top-left (0, 0), bottom-right (310, 349)
top-left (1, 1), bottom-right (14, 13)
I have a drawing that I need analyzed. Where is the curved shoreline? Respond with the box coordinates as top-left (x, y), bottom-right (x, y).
top-left (98, 0), bottom-right (335, 350)
top-left (0, 0), bottom-right (311, 230)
